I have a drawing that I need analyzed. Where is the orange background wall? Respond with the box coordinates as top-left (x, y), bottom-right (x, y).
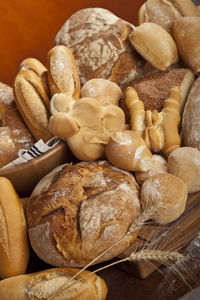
top-left (0, 0), bottom-right (144, 86)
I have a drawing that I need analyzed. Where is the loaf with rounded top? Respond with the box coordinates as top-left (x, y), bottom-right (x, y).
top-left (0, 82), bottom-right (35, 168)
top-left (181, 77), bottom-right (200, 149)
top-left (135, 154), bottom-right (168, 185)
top-left (173, 16), bottom-right (200, 74)
top-left (168, 147), bottom-right (200, 193)
top-left (81, 78), bottom-right (122, 106)
top-left (141, 173), bottom-right (188, 225)
top-left (26, 161), bottom-right (140, 267)
top-left (54, 7), bottom-right (144, 87)
top-left (105, 130), bottom-right (153, 172)
top-left (138, 0), bottom-right (181, 35)
top-left (129, 22), bottom-right (178, 71)
top-left (0, 267), bottom-right (108, 300)
top-left (0, 177), bottom-right (29, 279)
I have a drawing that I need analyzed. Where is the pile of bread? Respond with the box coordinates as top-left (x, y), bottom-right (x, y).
top-left (0, 0), bottom-right (200, 299)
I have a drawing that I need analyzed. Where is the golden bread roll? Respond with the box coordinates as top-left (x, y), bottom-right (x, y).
top-left (13, 69), bottom-right (53, 142)
top-left (125, 86), bottom-right (182, 157)
top-left (138, 0), bottom-right (181, 34)
top-left (0, 177), bottom-right (29, 279)
top-left (47, 45), bottom-right (80, 98)
top-left (173, 16), bottom-right (200, 74)
top-left (138, 0), bottom-right (200, 34)
top-left (20, 57), bottom-right (50, 97)
top-left (26, 161), bottom-right (140, 267)
top-left (135, 154), bottom-right (168, 185)
top-left (54, 8), bottom-right (144, 87)
top-left (168, 147), bottom-right (200, 194)
top-left (49, 92), bottom-right (126, 161)
top-left (141, 173), bottom-right (188, 225)
top-left (0, 82), bottom-right (35, 169)
top-left (129, 22), bottom-right (179, 71)
top-left (181, 77), bottom-right (200, 149)
top-left (81, 78), bottom-right (122, 106)
top-left (0, 267), bottom-right (108, 300)
top-left (105, 130), bottom-right (153, 172)
top-left (171, 0), bottom-right (200, 17)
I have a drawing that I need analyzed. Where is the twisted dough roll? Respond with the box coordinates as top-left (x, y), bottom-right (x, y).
top-left (125, 85), bottom-right (181, 156)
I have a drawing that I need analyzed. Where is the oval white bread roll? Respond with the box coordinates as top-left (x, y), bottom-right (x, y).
top-left (168, 147), bottom-right (200, 194)
top-left (141, 173), bottom-right (188, 225)
top-left (0, 177), bottom-right (29, 279)
top-left (135, 154), bottom-right (168, 185)
top-left (0, 267), bottom-right (108, 300)
top-left (81, 78), bottom-right (122, 106)
top-left (105, 130), bottom-right (153, 172)
top-left (129, 22), bottom-right (178, 71)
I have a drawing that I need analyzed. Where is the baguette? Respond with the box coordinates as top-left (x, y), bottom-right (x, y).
top-left (0, 267), bottom-right (108, 300)
top-left (0, 177), bottom-right (29, 279)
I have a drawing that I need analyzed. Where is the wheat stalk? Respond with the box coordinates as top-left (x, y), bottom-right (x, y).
top-left (48, 248), bottom-right (184, 299)
top-left (47, 202), bottom-right (163, 300)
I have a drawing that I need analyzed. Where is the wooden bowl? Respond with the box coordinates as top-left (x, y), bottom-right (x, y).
top-left (0, 0), bottom-right (145, 196)
top-left (0, 141), bottom-right (75, 196)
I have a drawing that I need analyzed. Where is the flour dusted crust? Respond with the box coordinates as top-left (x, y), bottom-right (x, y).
top-left (173, 16), bottom-right (200, 74)
top-left (181, 77), bottom-right (200, 150)
top-left (54, 8), bottom-right (143, 87)
top-left (0, 268), bottom-right (108, 300)
top-left (168, 147), bottom-right (200, 194)
top-left (141, 173), bottom-right (188, 225)
top-left (26, 161), bottom-right (140, 267)
top-left (0, 82), bottom-right (35, 168)
top-left (138, 0), bottom-right (181, 34)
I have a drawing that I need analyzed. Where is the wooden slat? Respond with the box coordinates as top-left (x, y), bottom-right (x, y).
top-left (118, 191), bottom-right (200, 278)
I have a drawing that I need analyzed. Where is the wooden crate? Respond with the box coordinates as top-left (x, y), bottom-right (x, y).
top-left (118, 191), bottom-right (200, 279)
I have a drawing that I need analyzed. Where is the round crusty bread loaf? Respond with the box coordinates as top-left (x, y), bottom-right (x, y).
top-left (0, 82), bottom-right (35, 168)
top-left (54, 8), bottom-right (144, 87)
top-left (168, 147), bottom-right (200, 194)
top-left (0, 267), bottom-right (108, 300)
top-left (141, 173), bottom-right (188, 225)
top-left (26, 161), bottom-right (140, 267)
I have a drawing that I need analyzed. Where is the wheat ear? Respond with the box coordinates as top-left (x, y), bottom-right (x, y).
top-left (48, 248), bottom-right (184, 300)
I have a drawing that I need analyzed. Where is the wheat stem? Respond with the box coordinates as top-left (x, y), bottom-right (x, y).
top-left (48, 203), bottom-right (162, 300)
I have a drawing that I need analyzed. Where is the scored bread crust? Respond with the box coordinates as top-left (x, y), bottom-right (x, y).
top-left (0, 267), bottom-right (108, 300)
top-left (54, 7), bottom-right (144, 87)
top-left (26, 161), bottom-right (140, 267)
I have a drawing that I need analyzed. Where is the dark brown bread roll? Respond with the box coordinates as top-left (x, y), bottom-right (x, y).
top-left (26, 161), bottom-right (140, 267)
top-left (54, 8), bottom-right (144, 88)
